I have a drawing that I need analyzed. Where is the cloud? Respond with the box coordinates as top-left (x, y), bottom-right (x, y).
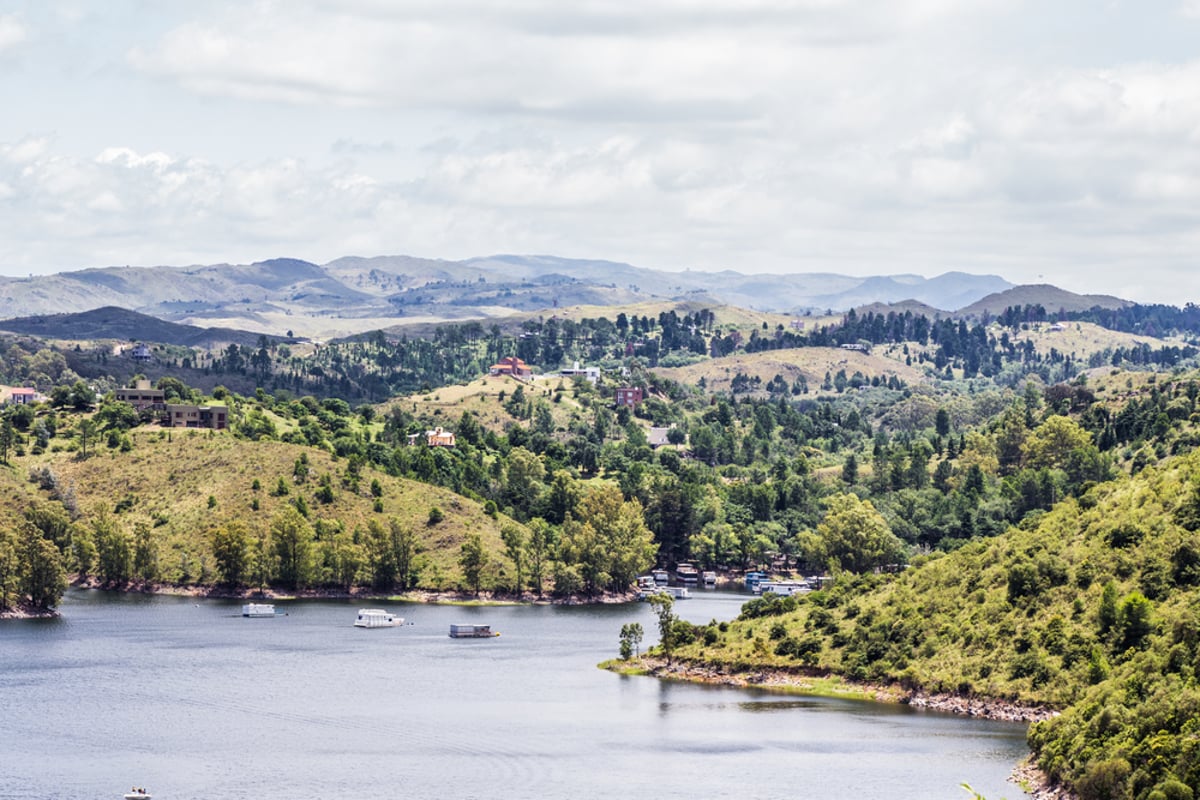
top-left (0, 14), bottom-right (27, 52)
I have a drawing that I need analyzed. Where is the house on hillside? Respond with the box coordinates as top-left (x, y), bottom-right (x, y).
top-left (406, 426), bottom-right (456, 447)
top-left (129, 343), bottom-right (153, 363)
top-left (164, 403), bottom-right (227, 430)
top-left (840, 343), bottom-right (871, 353)
top-left (560, 361), bottom-right (601, 384)
top-left (7, 387), bottom-right (43, 405)
top-left (615, 386), bottom-right (643, 408)
top-left (647, 426), bottom-right (673, 448)
top-left (489, 356), bottom-right (532, 378)
top-left (115, 380), bottom-right (166, 411)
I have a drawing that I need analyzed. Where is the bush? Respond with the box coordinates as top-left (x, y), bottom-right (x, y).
top-left (428, 506), bottom-right (444, 525)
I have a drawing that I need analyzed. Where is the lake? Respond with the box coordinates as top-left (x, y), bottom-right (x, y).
top-left (0, 589), bottom-right (1030, 799)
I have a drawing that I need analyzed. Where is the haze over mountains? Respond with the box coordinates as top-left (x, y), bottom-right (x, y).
top-left (0, 254), bottom-right (1129, 341)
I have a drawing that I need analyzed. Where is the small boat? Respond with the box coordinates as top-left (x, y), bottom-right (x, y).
top-left (124, 789), bottom-right (151, 800)
top-left (449, 623), bottom-right (499, 638)
top-left (636, 574), bottom-right (657, 589)
top-left (354, 608), bottom-right (405, 628)
top-left (702, 570), bottom-right (717, 587)
top-left (242, 602), bottom-right (276, 617)
top-left (744, 571), bottom-right (768, 592)
top-left (651, 569), bottom-right (669, 585)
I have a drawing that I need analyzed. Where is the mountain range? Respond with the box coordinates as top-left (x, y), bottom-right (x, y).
top-left (0, 254), bottom-right (1130, 340)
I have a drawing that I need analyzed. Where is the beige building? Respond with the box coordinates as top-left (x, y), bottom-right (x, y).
top-left (164, 403), bottom-right (228, 430)
top-left (115, 380), bottom-right (166, 411)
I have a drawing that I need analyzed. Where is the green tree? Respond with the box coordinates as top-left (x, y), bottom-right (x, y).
top-left (92, 509), bottom-right (132, 584)
top-left (0, 524), bottom-right (20, 610)
top-left (211, 521), bottom-right (251, 586)
top-left (460, 532), bottom-right (489, 595)
top-left (648, 592), bottom-right (678, 662)
top-left (19, 521), bottom-right (66, 609)
top-left (525, 517), bottom-right (555, 595)
top-left (619, 621), bottom-right (644, 660)
top-left (814, 493), bottom-right (904, 573)
top-left (501, 524), bottom-right (526, 595)
top-left (271, 506), bottom-right (315, 590)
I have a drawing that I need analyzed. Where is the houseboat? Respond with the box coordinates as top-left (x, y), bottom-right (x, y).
top-left (675, 562), bottom-right (700, 584)
top-left (758, 580), bottom-right (811, 597)
top-left (637, 575), bottom-right (657, 589)
top-left (744, 571), bottom-right (768, 592)
top-left (124, 789), bottom-right (151, 800)
top-left (242, 603), bottom-right (276, 617)
top-left (449, 624), bottom-right (499, 638)
top-left (702, 571), bottom-right (717, 587)
top-left (354, 609), bottom-right (405, 628)
top-left (651, 569), bottom-right (669, 585)
top-left (661, 586), bottom-right (690, 599)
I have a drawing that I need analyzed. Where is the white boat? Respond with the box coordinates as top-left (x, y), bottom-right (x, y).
top-left (651, 569), bottom-right (669, 585)
top-left (702, 570), bottom-right (717, 586)
top-left (354, 608), bottom-right (405, 628)
top-left (758, 580), bottom-right (811, 597)
top-left (124, 789), bottom-right (151, 800)
top-left (242, 602), bottom-right (276, 617)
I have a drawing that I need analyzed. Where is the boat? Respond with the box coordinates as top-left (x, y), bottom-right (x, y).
top-left (675, 562), bottom-right (700, 584)
top-left (241, 602), bottom-right (276, 617)
top-left (702, 570), bottom-right (717, 587)
top-left (638, 585), bottom-right (689, 600)
top-left (651, 569), bottom-right (669, 585)
top-left (758, 580), bottom-right (811, 597)
top-left (124, 789), bottom-right (151, 800)
top-left (636, 575), bottom-right (657, 589)
top-left (354, 608), bottom-right (405, 628)
top-left (744, 571), bottom-right (768, 592)
top-left (449, 623), bottom-right (499, 638)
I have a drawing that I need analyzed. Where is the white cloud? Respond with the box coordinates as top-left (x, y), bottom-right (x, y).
top-left (0, 14), bottom-right (26, 52)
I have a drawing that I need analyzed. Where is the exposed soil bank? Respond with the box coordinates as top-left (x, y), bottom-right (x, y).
top-left (623, 656), bottom-right (1076, 799)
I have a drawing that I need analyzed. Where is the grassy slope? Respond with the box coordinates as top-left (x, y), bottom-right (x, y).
top-left (653, 347), bottom-right (927, 396)
top-left (673, 450), bottom-right (1200, 796)
top-left (28, 430), bottom-right (514, 587)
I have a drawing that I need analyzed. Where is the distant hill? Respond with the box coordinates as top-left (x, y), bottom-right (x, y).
top-left (957, 284), bottom-right (1131, 318)
top-left (0, 306), bottom-right (268, 349)
top-left (0, 253), bottom-right (1039, 338)
top-left (853, 300), bottom-right (949, 318)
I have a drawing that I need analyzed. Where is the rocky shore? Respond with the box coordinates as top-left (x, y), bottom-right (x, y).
top-left (623, 656), bottom-right (1075, 799)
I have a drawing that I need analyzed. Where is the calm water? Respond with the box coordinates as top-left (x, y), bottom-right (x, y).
top-left (0, 589), bottom-right (1030, 800)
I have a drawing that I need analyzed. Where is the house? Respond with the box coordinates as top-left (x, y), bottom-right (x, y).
top-left (130, 343), bottom-right (153, 363)
top-left (1048, 322), bottom-right (1066, 332)
top-left (115, 380), bottom-right (166, 411)
top-left (840, 343), bottom-right (871, 353)
top-left (164, 403), bottom-right (227, 430)
top-left (789, 319), bottom-right (806, 331)
top-left (8, 387), bottom-right (41, 405)
top-left (647, 426), bottom-right (673, 447)
top-left (406, 427), bottom-right (456, 447)
top-left (489, 356), bottom-right (532, 378)
top-left (560, 361), bottom-right (601, 384)
top-left (615, 386), bottom-right (643, 408)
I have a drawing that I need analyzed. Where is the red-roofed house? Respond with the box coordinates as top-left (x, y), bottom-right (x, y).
top-left (8, 387), bottom-right (41, 405)
top-left (489, 356), bottom-right (531, 378)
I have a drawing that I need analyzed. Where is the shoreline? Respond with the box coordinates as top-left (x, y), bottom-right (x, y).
top-left (618, 656), bottom-right (1075, 799)
top-left (66, 577), bottom-right (636, 606)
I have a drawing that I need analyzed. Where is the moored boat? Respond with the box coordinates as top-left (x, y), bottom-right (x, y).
top-left (242, 602), bottom-right (276, 617)
top-left (651, 569), bottom-right (669, 585)
top-left (124, 788), bottom-right (151, 800)
top-left (675, 562), bottom-right (700, 584)
top-left (702, 570), bottom-right (717, 587)
top-left (354, 608), bottom-right (405, 628)
top-left (758, 580), bottom-right (810, 597)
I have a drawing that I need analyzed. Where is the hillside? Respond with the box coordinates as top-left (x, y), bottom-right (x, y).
top-left (20, 431), bottom-right (515, 590)
top-left (959, 284), bottom-right (1132, 318)
top-left (0, 306), bottom-right (269, 349)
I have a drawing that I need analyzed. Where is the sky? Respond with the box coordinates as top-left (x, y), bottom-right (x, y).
top-left (2, 1), bottom-right (1200, 304)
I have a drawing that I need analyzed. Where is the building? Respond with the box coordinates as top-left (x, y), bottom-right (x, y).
top-left (115, 380), bottom-right (166, 411)
top-left (560, 361), bottom-right (601, 384)
top-left (647, 426), bottom-right (673, 447)
top-left (615, 386), bottom-right (643, 408)
top-left (840, 343), bottom-right (871, 353)
top-left (130, 343), bottom-right (153, 363)
top-left (164, 403), bottom-right (227, 430)
top-left (489, 356), bottom-right (532, 378)
top-left (406, 426), bottom-right (456, 447)
top-left (8, 387), bottom-right (41, 405)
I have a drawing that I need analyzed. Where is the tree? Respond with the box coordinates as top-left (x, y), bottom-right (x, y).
top-left (92, 508), bottom-right (132, 584)
top-left (19, 521), bottom-right (66, 609)
top-left (501, 524), bottom-right (526, 595)
top-left (0, 524), bottom-right (20, 610)
top-left (525, 517), bottom-right (555, 595)
top-left (0, 415), bottom-right (13, 464)
top-left (460, 532), bottom-right (488, 595)
top-left (77, 417), bottom-right (98, 458)
top-left (271, 506), bottom-right (315, 589)
top-left (619, 622), bottom-right (644, 660)
top-left (841, 453), bottom-right (858, 485)
top-left (814, 493), bottom-right (904, 573)
top-left (648, 593), bottom-right (677, 662)
top-left (212, 521), bottom-right (251, 586)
